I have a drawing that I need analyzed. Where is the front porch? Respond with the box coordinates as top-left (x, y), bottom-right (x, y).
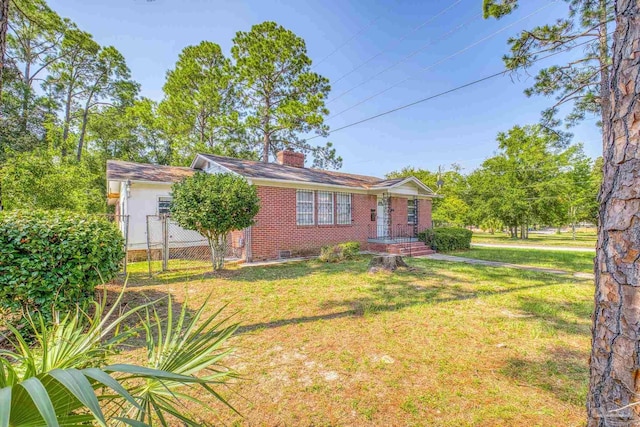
top-left (366, 224), bottom-right (434, 257)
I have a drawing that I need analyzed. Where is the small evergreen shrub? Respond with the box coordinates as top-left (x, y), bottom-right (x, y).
top-left (0, 211), bottom-right (124, 320)
top-left (418, 227), bottom-right (472, 252)
top-left (319, 241), bottom-right (361, 262)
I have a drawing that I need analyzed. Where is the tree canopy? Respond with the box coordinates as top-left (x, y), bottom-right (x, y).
top-left (0, 1), bottom-right (339, 211)
top-left (388, 124), bottom-right (601, 237)
top-left (232, 21), bottom-right (340, 168)
top-left (483, 0), bottom-right (613, 134)
top-left (170, 172), bottom-right (259, 270)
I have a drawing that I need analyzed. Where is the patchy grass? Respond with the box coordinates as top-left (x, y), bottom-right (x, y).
top-left (472, 230), bottom-right (597, 248)
top-left (452, 247), bottom-right (595, 274)
top-left (112, 257), bottom-right (592, 426)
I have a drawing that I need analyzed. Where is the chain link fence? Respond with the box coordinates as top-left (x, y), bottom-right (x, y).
top-left (143, 215), bottom-right (241, 275)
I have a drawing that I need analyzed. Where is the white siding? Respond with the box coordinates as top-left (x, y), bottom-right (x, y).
top-left (124, 182), bottom-right (173, 250)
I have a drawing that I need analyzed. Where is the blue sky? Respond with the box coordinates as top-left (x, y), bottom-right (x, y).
top-left (49, 0), bottom-right (603, 177)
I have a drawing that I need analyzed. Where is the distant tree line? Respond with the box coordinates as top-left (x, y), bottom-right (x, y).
top-left (0, 0), bottom-right (338, 212)
top-left (388, 124), bottom-right (602, 239)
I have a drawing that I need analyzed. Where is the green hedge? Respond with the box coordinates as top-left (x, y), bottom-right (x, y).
top-left (417, 227), bottom-right (473, 252)
top-left (319, 241), bottom-right (361, 262)
top-left (0, 211), bottom-right (124, 320)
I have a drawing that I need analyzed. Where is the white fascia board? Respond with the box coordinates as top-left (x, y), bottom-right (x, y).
top-left (369, 188), bottom-right (436, 199)
top-left (191, 154), bottom-right (239, 176)
top-left (372, 176), bottom-right (436, 195)
top-left (249, 177), bottom-right (370, 194)
top-left (190, 155), bottom-right (206, 169)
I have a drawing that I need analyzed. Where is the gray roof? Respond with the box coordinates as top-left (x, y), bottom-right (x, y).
top-left (198, 153), bottom-right (390, 189)
top-left (107, 155), bottom-right (433, 193)
top-left (107, 160), bottom-right (194, 183)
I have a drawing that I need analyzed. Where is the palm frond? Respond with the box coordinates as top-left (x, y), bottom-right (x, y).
top-left (0, 285), bottom-right (239, 426)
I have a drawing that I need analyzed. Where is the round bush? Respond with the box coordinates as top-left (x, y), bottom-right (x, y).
top-left (0, 211), bottom-right (124, 319)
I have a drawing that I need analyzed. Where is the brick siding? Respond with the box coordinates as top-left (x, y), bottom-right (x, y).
top-left (248, 185), bottom-right (433, 261)
top-left (419, 199), bottom-right (432, 229)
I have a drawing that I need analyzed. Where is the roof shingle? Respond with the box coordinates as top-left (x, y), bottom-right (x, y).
top-left (107, 160), bottom-right (194, 183)
top-left (107, 155), bottom-right (417, 191)
top-left (198, 154), bottom-right (386, 189)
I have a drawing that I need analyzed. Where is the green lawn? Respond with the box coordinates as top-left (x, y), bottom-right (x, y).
top-left (113, 256), bottom-right (593, 426)
top-left (472, 229), bottom-right (597, 248)
top-left (453, 247), bottom-right (595, 274)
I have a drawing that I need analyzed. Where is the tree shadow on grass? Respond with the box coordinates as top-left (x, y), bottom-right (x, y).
top-left (124, 258), bottom-right (338, 288)
top-left (237, 264), bottom-right (578, 335)
top-left (500, 347), bottom-right (589, 406)
top-left (121, 256), bottom-right (591, 342)
top-left (514, 295), bottom-right (592, 336)
top-left (97, 284), bottom-right (198, 350)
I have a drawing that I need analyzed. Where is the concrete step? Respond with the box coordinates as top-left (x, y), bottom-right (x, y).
top-left (398, 244), bottom-right (429, 251)
top-left (388, 242), bottom-right (428, 249)
top-left (405, 249), bottom-right (435, 256)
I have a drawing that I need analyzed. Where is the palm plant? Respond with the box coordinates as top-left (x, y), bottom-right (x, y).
top-left (0, 287), bottom-right (239, 426)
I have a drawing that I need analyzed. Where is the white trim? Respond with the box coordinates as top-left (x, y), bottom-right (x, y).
top-left (371, 176), bottom-right (436, 194)
top-left (296, 189), bottom-right (315, 226)
top-left (407, 198), bottom-right (417, 225)
top-left (108, 178), bottom-right (178, 186)
top-left (250, 177), bottom-right (436, 198)
top-left (190, 154), bottom-right (239, 176)
top-left (317, 191), bottom-right (334, 225)
top-left (250, 177), bottom-right (371, 194)
top-left (336, 192), bottom-right (352, 225)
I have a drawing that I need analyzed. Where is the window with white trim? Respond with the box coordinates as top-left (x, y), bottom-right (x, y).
top-left (317, 191), bottom-right (334, 225)
top-left (296, 190), bottom-right (314, 225)
top-left (407, 199), bottom-right (417, 224)
top-left (336, 193), bottom-right (352, 225)
top-left (158, 196), bottom-right (172, 215)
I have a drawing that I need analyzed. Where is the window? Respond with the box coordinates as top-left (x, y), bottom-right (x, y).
top-left (336, 193), bottom-right (352, 225)
top-left (158, 196), bottom-right (172, 215)
top-left (296, 190), bottom-right (314, 225)
top-left (317, 191), bottom-right (334, 225)
top-left (407, 199), bottom-right (417, 224)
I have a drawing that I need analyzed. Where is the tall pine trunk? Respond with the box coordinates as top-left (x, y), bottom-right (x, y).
top-left (61, 88), bottom-right (73, 157)
top-left (76, 89), bottom-right (96, 161)
top-left (77, 108), bottom-right (89, 161)
top-left (0, 0), bottom-right (8, 113)
top-left (0, 0), bottom-right (9, 211)
top-left (587, 1), bottom-right (640, 425)
top-left (262, 98), bottom-right (270, 163)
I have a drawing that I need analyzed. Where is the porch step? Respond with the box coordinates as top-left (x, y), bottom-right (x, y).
top-left (385, 241), bottom-right (434, 256)
top-left (400, 248), bottom-right (435, 257)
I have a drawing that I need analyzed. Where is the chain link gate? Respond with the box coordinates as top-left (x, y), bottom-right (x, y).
top-left (145, 215), bottom-right (240, 275)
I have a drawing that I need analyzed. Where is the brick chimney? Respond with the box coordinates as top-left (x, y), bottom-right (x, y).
top-left (276, 150), bottom-right (305, 168)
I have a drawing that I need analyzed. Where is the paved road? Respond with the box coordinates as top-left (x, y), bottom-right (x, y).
top-left (472, 243), bottom-right (595, 252)
top-left (424, 253), bottom-right (594, 279)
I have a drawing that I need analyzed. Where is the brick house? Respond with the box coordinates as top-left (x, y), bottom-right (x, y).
top-left (107, 150), bottom-right (436, 262)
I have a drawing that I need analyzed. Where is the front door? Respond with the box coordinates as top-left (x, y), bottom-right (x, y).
top-left (377, 196), bottom-right (389, 238)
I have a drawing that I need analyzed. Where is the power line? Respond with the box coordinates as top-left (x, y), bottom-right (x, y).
top-left (327, 12), bottom-right (481, 105)
top-left (317, 71), bottom-right (505, 138)
top-left (327, 1), bottom-right (557, 120)
top-left (329, 0), bottom-right (466, 86)
top-left (306, 35), bottom-right (599, 142)
top-left (311, 11), bottom-right (384, 70)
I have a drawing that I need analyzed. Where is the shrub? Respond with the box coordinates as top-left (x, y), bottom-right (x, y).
top-left (418, 227), bottom-right (473, 252)
top-left (319, 241), bottom-right (361, 262)
top-left (0, 210), bottom-right (124, 320)
top-left (171, 172), bottom-right (259, 270)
